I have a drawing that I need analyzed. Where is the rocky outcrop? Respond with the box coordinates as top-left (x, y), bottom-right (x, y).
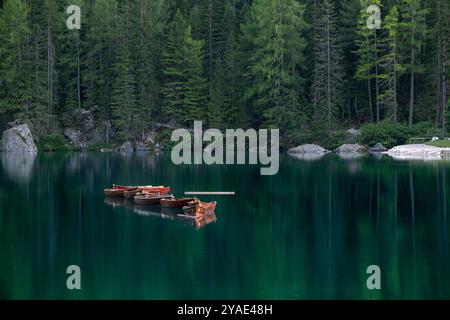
top-left (287, 144), bottom-right (331, 154)
top-left (287, 144), bottom-right (331, 161)
top-left (335, 144), bottom-right (367, 154)
top-left (64, 128), bottom-right (84, 149)
top-left (344, 128), bottom-right (361, 143)
top-left (385, 144), bottom-right (450, 160)
top-left (64, 108), bottom-right (114, 149)
top-left (0, 124), bottom-right (37, 153)
top-left (369, 143), bottom-right (388, 152)
top-left (120, 141), bottom-right (134, 154)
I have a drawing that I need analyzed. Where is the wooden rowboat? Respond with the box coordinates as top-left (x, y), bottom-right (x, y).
top-left (160, 197), bottom-right (197, 208)
top-left (134, 194), bottom-right (174, 205)
top-left (115, 184), bottom-right (171, 195)
top-left (104, 188), bottom-right (137, 197)
top-left (182, 200), bottom-right (217, 217)
top-left (105, 184), bottom-right (171, 198)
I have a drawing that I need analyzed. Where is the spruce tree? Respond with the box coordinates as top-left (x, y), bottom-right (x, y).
top-left (378, 6), bottom-right (404, 123)
top-left (0, 0), bottom-right (31, 118)
top-left (355, 0), bottom-right (382, 122)
top-left (311, 0), bottom-right (344, 128)
top-left (110, 0), bottom-right (138, 140)
top-left (400, 0), bottom-right (428, 128)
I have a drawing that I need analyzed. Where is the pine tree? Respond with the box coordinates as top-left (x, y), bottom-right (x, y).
top-left (130, 0), bottom-right (168, 137)
top-left (339, 0), bottom-right (360, 121)
top-left (24, 0), bottom-right (60, 137)
top-left (58, 0), bottom-right (84, 127)
top-left (162, 9), bottom-right (207, 126)
top-left (378, 6), bottom-right (404, 123)
top-left (400, 0), bottom-right (429, 128)
top-left (208, 1), bottom-right (243, 128)
top-left (110, 0), bottom-right (138, 140)
top-left (198, 0), bottom-right (226, 95)
top-left (0, 0), bottom-right (31, 117)
top-left (355, 0), bottom-right (382, 122)
top-left (83, 0), bottom-right (117, 137)
top-left (429, 0), bottom-right (449, 133)
top-left (311, 0), bottom-right (344, 128)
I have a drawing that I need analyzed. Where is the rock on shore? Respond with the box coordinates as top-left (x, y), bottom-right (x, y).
top-left (384, 144), bottom-right (450, 160)
top-left (287, 144), bottom-right (331, 154)
top-left (0, 124), bottom-right (37, 153)
top-left (335, 144), bottom-right (367, 154)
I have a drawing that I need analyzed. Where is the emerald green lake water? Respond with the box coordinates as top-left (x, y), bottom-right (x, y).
top-left (0, 152), bottom-right (449, 299)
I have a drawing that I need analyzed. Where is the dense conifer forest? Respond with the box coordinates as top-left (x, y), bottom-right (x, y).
top-left (0, 0), bottom-right (449, 150)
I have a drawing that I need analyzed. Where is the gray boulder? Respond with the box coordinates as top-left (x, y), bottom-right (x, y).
top-left (287, 144), bottom-right (331, 154)
top-left (64, 128), bottom-right (84, 149)
top-left (0, 124), bottom-right (37, 153)
top-left (335, 144), bottom-right (367, 154)
top-left (344, 128), bottom-right (361, 143)
top-left (369, 143), bottom-right (388, 152)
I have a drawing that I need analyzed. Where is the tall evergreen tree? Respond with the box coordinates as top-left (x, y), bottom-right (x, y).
top-left (400, 0), bottom-right (428, 128)
top-left (162, 9), bottom-right (207, 126)
top-left (0, 0), bottom-right (30, 118)
top-left (355, 0), bottom-right (382, 122)
top-left (110, 0), bottom-right (138, 140)
top-left (311, 0), bottom-right (344, 128)
top-left (378, 6), bottom-right (404, 123)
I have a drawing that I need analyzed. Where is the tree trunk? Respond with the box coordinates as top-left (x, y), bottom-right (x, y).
top-left (368, 79), bottom-right (373, 121)
top-left (408, 28), bottom-right (415, 128)
top-left (374, 32), bottom-right (380, 122)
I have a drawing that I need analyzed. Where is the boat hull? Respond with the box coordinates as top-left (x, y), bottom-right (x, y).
top-left (182, 201), bottom-right (217, 217)
top-left (134, 195), bottom-right (173, 205)
top-left (160, 198), bottom-right (197, 208)
top-left (104, 189), bottom-right (128, 197)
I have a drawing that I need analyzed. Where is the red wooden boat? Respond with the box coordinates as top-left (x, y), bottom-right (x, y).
top-left (104, 187), bottom-right (138, 197)
top-left (160, 197), bottom-right (197, 208)
top-left (182, 200), bottom-right (217, 217)
top-left (115, 184), bottom-right (171, 194)
top-left (105, 184), bottom-right (171, 198)
top-left (134, 193), bottom-right (174, 205)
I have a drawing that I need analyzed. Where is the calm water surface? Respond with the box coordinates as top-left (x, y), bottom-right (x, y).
top-left (0, 152), bottom-right (449, 299)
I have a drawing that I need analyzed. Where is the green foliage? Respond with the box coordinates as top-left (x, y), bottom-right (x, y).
top-left (39, 133), bottom-right (73, 151)
top-left (0, 0), bottom-right (449, 149)
top-left (426, 140), bottom-right (450, 147)
top-left (242, 0), bottom-right (307, 131)
top-left (358, 120), bottom-right (440, 146)
top-left (360, 120), bottom-right (411, 148)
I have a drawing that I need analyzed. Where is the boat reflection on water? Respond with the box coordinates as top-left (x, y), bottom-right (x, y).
top-left (104, 198), bottom-right (217, 230)
top-left (104, 197), bottom-right (125, 208)
top-left (187, 212), bottom-right (217, 230)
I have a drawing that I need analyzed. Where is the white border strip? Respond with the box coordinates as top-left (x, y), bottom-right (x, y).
top-left (184, 191), bottom-right (235, 195)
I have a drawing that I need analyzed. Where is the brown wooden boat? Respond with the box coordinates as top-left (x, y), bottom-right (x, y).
top-left (105, 184), bottom-right (170, 198)
top-left (104, 188), bottom-right (137, 197)
top-left (160, 197), bottom-right (197, 208)
top-left (182, 200), bottom-right (217, 217)
top-left (134, 193), bottom-right (174, 205)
